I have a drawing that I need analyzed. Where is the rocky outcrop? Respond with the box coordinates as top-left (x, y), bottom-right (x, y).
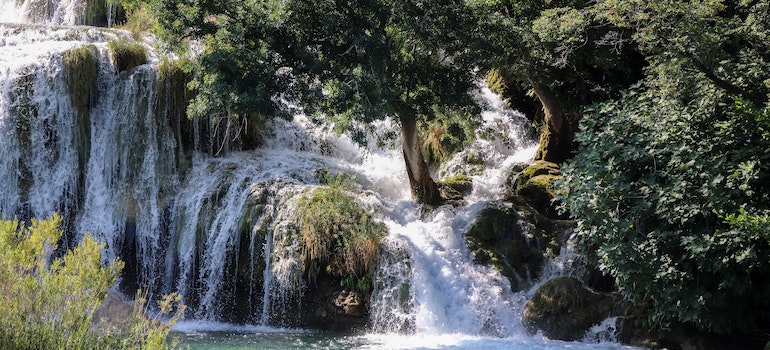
top-left (523, 277), bottom-right (618, 341)
top-left (509, 160), bottom-right (563, 218)
top-left (464, 197), bottom-right (571, 291)
top-left (301, 279), bottom-right (371, 332)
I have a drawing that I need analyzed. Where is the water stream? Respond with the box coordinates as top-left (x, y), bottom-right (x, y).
top-left (0, 1), bottom-right (637, 348)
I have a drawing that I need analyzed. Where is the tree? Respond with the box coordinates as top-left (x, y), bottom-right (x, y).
top-left (285, 0), bottom-right (482, 204)
top-left (472, 0), bottom-right (644, 163)
top-left (151, 0), bottom-right (296, 153)
top-left (559, 0), bottom-right (770, 334)
top-left (152, 0), bottom-right (483, 204)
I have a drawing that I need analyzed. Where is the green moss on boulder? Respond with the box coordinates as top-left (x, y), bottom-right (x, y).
top-left (523, 277), bottom-right (617, 341)
top-left (437, 174), bottom-right (473, 202)
top-left (511, 161), bottom-right (562, 217)
top-left (464, 199), bottom-right (568, 291)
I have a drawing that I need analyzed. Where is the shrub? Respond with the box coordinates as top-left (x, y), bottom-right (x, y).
top-left (0, 214), bottom-right (122, 349)
top-left (0, 215), bottom-right (184, 349)
top-left (558, 86), bottom-right (770, 333)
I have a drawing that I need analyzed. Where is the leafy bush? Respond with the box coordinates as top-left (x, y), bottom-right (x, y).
top-left (558, 85), bottom-right (770, 333)
top-left (296, 175), bottom-right (387, 291)
top-left (0, 215), bottom-right (184, 349)
top-left (0, 214), bottom-right (122, 349)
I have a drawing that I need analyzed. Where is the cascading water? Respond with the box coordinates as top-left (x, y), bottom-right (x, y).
top-left (0, 2), bottom-right (639, 348)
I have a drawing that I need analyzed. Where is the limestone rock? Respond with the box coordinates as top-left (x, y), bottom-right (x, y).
top-left (523, 277), bottom-right (618, 341)
top-left (463, 199), bottom-right (570, 291)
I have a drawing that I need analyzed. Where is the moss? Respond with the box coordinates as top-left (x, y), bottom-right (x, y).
top-left (295, 186), bottom-right (387, 292)
top-left (487, 68), bottom-right (510, 99)
top-left (63, 45), bottom-right (99, 114)
top-left (441, 174), bottom-right (472, 194)
top-left (108, 39), bottom-right (148, 73)
top-left (156, 58), bottom-right (194, 171)
top-left (464, 204), bottom-right (558, 291)
top-left (437, 174), bottom-right (473, 201)
top-left (523, 277), bottom-right (617, 341)
top-left (512, 161), bottom-right (562, 217)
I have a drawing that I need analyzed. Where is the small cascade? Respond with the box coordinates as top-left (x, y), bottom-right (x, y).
top-left (368, 88), bottom-right (540, 336)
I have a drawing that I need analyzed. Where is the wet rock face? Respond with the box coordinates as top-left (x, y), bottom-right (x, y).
top-left (463, 199), bottom-right (567, 292)
top-left (523, 277), bottom-right (618, 341)
top-left (300, 277), bottom-right (370, 332)
top-left (333, 289), bottom-right (365, 317)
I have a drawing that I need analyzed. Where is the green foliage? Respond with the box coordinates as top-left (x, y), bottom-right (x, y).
top-left (152, 0), bottom-right (294, 124)
top-left (476, 0), bottom-right (643, 114)
top-left (0, 214), bottom-right (121, 349)
top-left (287, 0), bottom-right (482, 128)
top-left (420, 107), bottom-right (479, 164)
top-left (559, 85), bottom-right (770, 333)
top-left (295, 183), bottom-right (387, 292)
top-left (591, 0), bottom-right (769, 106)
top-left (557, 0), bottom-right (770, 334)
top-left (0, 215), bottom-right (184, 349)
top-left (120, 4), bottom-right (160, 39)
top-left (104, 290), bottom-right (185, 350)
top-left (108, 39), bottom-right (148, 73)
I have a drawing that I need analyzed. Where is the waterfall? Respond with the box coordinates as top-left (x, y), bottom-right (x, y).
top-left (0, 1), bottom-right (606, 343)
top-left (0, 0), bottom-right (112, 26)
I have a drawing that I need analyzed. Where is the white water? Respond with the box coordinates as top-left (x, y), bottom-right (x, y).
top-left (0, 3), bottom-right (635, 348)
top-left (0, 0), bottom-right (108, 26)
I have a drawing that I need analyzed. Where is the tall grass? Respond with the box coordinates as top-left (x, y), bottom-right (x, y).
top-left (296, 173), bottom-right (387, 291)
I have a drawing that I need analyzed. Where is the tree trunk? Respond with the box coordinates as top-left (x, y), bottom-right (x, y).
top-left (532, 82), bottom-right (572, 163)
top-left (395, 102), bottom-right (443, 205)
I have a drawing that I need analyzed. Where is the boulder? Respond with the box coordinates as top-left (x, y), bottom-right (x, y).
top-left (523, 277), bottom-right (618, 341)
top-left (510, 160), bottom-right (563, 218)
top-left (302, 278), bottom-right (370, 332)
top-left (464, 199), bottom-right (570, 291)
top-left (438, 174), bottom-right (473, 198)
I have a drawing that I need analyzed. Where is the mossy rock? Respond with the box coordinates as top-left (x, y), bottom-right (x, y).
top-left (108, 39), bottom-right (148, 73)
top-left (517, 174), bottom-right (559, 215)
top-left (464, 201), bottom-right (568, 291)
top-left (441, 174), bottom-right (473, 195)
top-left (523, 277), bottom-right (617, 341)
top-left (511, 161), bottom-right (563, 218)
